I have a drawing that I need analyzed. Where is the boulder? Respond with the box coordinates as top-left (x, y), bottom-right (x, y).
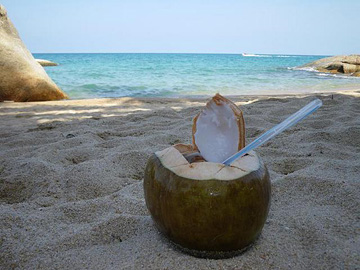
top-left (342, 55), bottom-right (360, 65)
top-left (342, 63), bottom-right (360, 74)
top-left (35, 59), bottom-right (58, 66)
top-left (0, 5), bottom-right (67, 102)
top-left (299, 55), bottom-right (360, 77)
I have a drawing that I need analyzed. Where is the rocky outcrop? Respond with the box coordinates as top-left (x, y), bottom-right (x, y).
top-left (35, 59), bottom-right (58, 67)
top-left (300, 55), bottom-right (360, 77)
top-left (0, 5), bottom-right (67, 102)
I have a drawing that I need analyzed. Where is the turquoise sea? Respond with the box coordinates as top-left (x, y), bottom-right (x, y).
top-left (33, 53), bottom-right (360, 99)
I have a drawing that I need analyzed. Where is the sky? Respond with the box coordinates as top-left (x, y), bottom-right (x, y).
top-left (2, 0), bottom-right (359, 55)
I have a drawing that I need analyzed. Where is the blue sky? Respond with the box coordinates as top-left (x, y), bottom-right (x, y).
top-left (2, 0), bottom-right (359, 55)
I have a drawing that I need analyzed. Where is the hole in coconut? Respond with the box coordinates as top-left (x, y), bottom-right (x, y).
top-left (183, 152), bottom-right (206, 163)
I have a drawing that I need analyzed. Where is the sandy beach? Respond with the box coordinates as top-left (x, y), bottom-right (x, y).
top-left (0, 92), bottom-right (359, 269)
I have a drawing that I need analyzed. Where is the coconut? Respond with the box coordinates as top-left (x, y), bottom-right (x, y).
top-left (143, 94), bottom-right (271, 258)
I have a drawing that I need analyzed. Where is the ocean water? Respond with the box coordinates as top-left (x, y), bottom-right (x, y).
top-left (33, 53), bottom-right (360, 99)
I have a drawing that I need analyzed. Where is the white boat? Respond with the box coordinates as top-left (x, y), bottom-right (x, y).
top-left (242, 53), bottom-right (257, 57)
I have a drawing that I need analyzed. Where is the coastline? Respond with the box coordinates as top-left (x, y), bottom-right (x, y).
top-left (1, 91), bottom-right (359, 269)
top-left (35, 53), bottom-right (360, 99)
top-left (2, 86), bottom-right (360, 104)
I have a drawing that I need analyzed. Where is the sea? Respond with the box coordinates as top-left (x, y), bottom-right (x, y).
top-left (33, 53), bottom-right (360, 99)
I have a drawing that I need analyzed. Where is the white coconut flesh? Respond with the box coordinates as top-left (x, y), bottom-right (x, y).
top-left (194, 98), bottom-right (241, 163)
top-left (155, 147), bottom-right (260, 181)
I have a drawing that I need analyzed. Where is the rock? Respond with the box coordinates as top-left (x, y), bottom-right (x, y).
top-left (0, 5), bottom-right (67, 102)
top-left (342, 63), bottom-right (360, 74)
top-left (342, 55), bottom-right (360, 65)
top-left (35, 59), bottom-right (58, 67)
top-left (325, 62), bottom-right (344, 72)
top-left (299, 55), bottom-right (360, 77)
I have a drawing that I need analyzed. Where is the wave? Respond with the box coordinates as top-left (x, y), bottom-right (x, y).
top-left (288, 66), bottom-right (318, 72)
top-left (288, 67), bottom-right (360, 79)
top-left (316, 73), bottom-right (359, 79)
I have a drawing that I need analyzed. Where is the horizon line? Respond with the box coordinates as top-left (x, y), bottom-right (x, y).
top-left (32, 52), bottom-right (333, 56)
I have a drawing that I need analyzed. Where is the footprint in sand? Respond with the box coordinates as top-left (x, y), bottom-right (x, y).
top-left (271, 158), bottom-right (312, 175)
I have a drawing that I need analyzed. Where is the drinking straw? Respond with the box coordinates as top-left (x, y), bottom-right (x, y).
top-left (222, 98), bottom-right (323, 166)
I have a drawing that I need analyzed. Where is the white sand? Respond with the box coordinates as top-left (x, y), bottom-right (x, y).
top-left (1, 92), bottom-right (359, 269)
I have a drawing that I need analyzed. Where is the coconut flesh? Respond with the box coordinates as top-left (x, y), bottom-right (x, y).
top-left (156, 145), bottom-right (260, 181)
top-left (192, 93), bottom-right (245, 164)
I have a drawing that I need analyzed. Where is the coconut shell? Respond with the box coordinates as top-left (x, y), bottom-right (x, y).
top-left (144, 145), bottom-right (270, 258)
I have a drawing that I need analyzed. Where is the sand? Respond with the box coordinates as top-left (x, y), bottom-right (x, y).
top-left (0, 92), bottom-right (359, 269)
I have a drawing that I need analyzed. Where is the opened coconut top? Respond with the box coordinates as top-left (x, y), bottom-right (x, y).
top-left (192, 94), bottom-right (245, 163)
top-left (155, 144), bottom-right (260, 181)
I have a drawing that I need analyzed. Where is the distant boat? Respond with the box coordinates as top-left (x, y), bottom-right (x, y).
top-left (242, 53), bottom-right (257, 57)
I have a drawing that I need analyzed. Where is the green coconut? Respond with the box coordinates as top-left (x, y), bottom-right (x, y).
top-left (143, 94), bottom-right (271, 258)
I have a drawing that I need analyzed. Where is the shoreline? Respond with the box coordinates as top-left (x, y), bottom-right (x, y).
top-left (1, 88), bottom-right (359, 105)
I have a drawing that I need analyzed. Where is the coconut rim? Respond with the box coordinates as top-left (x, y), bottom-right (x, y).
top-left (155, 145), bottom-right (261, 181)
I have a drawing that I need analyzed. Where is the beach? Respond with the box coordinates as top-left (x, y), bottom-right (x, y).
top-left (0, 91), bottom-right (359, 269)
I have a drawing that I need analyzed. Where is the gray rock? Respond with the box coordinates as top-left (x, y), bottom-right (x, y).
top-left (0, 5), bottom-right (67, 102)
top-left (35, 59), bottom-right (58, 67)
top-left (300, 55), bottom-right (360, 77)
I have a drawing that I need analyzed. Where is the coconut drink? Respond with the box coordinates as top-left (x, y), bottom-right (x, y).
top-left (143, 94), bottom-right (271, 258)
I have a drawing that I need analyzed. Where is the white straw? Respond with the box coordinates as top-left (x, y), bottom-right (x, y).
top-left (222, 98), bottom-right (323, 166)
